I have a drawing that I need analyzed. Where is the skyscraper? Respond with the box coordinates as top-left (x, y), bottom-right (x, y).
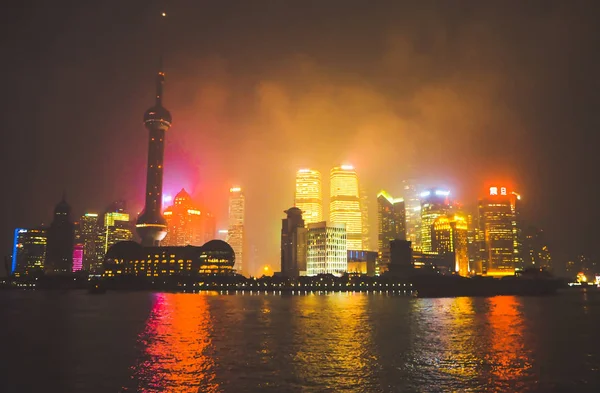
top-left (162, 188), bottom-right (216, 247)
top-left (523, 226), bottom-right (552, 270)
top-left (478, 186), bottom-right (519, 275)
top-left (77, 213), bottom-right (100, 271)
top-left (227, 187), bottom-right (245, 274)
top-left (136, 60), bottom-right (171, 246)
top-left (306, 221), bottom-right (347, 276)
top-left (402, 180), bottom-right (422, 251)
top-left (432, 214), bottom-right (470, 276)
top-left (45, 196), bottom-right (75, 274)
top-left (420, 189), bottom-right (451, 254)
top-left (101, 210), bottom-right (133, 255)
top-left (12, 227), bottom-right (47, 277)
top-left (329, 165), bottom-right (363, 250)
top-left (360, 184), bottom-right (371, 251)
top-left (295, 169), bottom-right (323, 225)
top-left (377, 190), bottom-right (406, 266)
top-left (280, 207), bottom-right (307, 278)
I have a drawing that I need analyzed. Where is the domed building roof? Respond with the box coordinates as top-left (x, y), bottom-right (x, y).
top-left (202, 239), bottom-right (235, 253)
top-left (285, 207), bottom-right (303, 216)
top-left (105, 241), bottom-right (144, 261)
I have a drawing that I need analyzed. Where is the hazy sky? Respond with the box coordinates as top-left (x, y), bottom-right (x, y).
top-left (2, 0), bottom-right (599, 276)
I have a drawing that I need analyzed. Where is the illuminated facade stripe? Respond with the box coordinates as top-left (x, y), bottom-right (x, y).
top-left (294, 169), bottom-right (323, 225)
top-left (329, 165), bottom-right (363, 250)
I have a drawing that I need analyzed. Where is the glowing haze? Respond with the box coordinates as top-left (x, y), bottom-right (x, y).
top-left (2, 1), bottom-right (598, 275)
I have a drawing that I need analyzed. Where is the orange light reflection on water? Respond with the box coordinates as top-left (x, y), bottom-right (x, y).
top-left (126, 293), bottom-right (219, 393)
top-left (486, 296), bottom-right (532, 387)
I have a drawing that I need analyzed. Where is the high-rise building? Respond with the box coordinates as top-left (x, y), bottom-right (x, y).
top-left (227, 187), bottom-right (245, 274)
top-left (280, 207), bottom-right (307, 278)
top-left (360, 184), bottom-right (371, 251)
top-left (72, 244), bottom-right (84, 272)
top-left (306, 221), bottom-right (347, 276)
top-left (478, 186), bottom-right (519, 275)
top-left (377, 190), bottom-right (406, 266)
top-left (136, 60), bottom-right (172, 246)
top-left (162, 188), bottom-right (216, 247)
top-left (420, 189), bottom-right (451, 254)
top-left (101, 210), bottom-right (133, 254)
top-left (295, 169), bottom-right (323, 225)
top-left (402, 180), bottom-right (422, 251)
top-left (77, 213), bottom-right (100, 271)
top-left (11, 227), bottom-right (47, 277)
top-left (432, 214), bottom-right (470, 276)
top-left (45, 196), bottom-right (75, 274)
top-left (523, 226), bottom-right (552, 270)
top-left (329, 165), bottom-right (363, 250)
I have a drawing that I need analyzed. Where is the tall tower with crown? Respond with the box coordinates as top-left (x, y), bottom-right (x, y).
top-left (135, 54), bottom-right (172, 246)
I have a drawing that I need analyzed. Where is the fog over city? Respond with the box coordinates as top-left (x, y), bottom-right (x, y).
top-left (3, 0), bottom-right (598, 275)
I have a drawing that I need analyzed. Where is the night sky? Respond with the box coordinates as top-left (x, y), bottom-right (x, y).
top-left (2, 0), bottom-right (599, 276)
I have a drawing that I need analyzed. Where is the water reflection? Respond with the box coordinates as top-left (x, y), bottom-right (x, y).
top-left (292, 293), bottom-right (375, 391)
top-left (124, 293), bottom-right (218, 393)
top-left (486, 296), bottom-right (533, 389)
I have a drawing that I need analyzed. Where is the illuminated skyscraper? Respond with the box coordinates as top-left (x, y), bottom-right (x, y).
top-left (136, 59), bottom-right (171, 246)
top-left (360, 185), bottom-right (371, 251)
top-left (329, 165), bottom-right (363, 250)
top-left (77, 213), bottom-right (100, 271)
top-left (432, 214), bottom-right (470, 276)
top-left (377, 190), bottom-right (406, 266)
top-left (281, 207), bottom-right (307, 277)
top-left (45, 196), bottom-right (75, 274)
top-left (402, 180), bottom-right (422, 250)
top-left (12, 227), bottom-right (47, 277)
top-left (478, 186), bottom-right (519, 275)
top-left (162, 188), bottom-right (216, 247)
top-left (420, 189), bottom-right (451, 254)
top-left (72, 244), bottom-right (84, 272)
top-left (102, 211), bottom-right (133, 254)
top-left (306, 221), bottom-right (347, 276)
top-left (227, 187), bottom-right (245, 274)
top-left (295, 169), bottom-right (323, 225)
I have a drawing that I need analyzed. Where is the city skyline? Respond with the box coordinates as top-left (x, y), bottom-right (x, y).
top-left (3, 1), bottom-right (599, 277)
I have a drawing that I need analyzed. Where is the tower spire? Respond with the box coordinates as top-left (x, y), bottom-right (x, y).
top-left (156, 55), bottom-right (164, 106)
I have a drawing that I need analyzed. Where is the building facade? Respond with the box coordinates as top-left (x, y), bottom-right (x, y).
top-left (523, 226), bottom-right (552, 270)
top-left (12, 228), bottom-right (47, 277)
top-left (329, 165), bottom-right (363, 250)
top-left (295, 169), bottom-right (323, 225)
top-left (347, 250), bottom-right (378, 276)
top-left (306, 221), bottom-right (347, 276)
top-left (103, 239), bottom-right (235, 278)
top-left (478, 186), bottom-right (519, 275)
top-left (377, 190), bottom-right (406, 266)
top-left (402, 180), bottom-right (422, 251)
top-left (420, 189), bottom-right (451, 254)
top-left (45, 196), bottom-right (75, 274)
top-left (280, 207), bottom-right (307, 278)
top-left (227, 187), bottom-right (245, 274)
top-left (162, 188), bottom-right (216, 247)
top-left (77, 213), bottom-right (101, 272)
top-left (432, 214), bottom-right (470, 276)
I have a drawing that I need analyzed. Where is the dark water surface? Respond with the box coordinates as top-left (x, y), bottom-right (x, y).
top-left (1, 290), bottom-right (599, 392)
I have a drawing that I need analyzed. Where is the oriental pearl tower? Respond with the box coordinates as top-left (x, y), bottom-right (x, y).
top-left (136, 58), bottom-right (172, 246)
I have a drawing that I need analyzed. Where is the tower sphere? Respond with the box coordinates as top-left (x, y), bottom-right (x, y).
top-left (143, 105), bottom-right (172, 128)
